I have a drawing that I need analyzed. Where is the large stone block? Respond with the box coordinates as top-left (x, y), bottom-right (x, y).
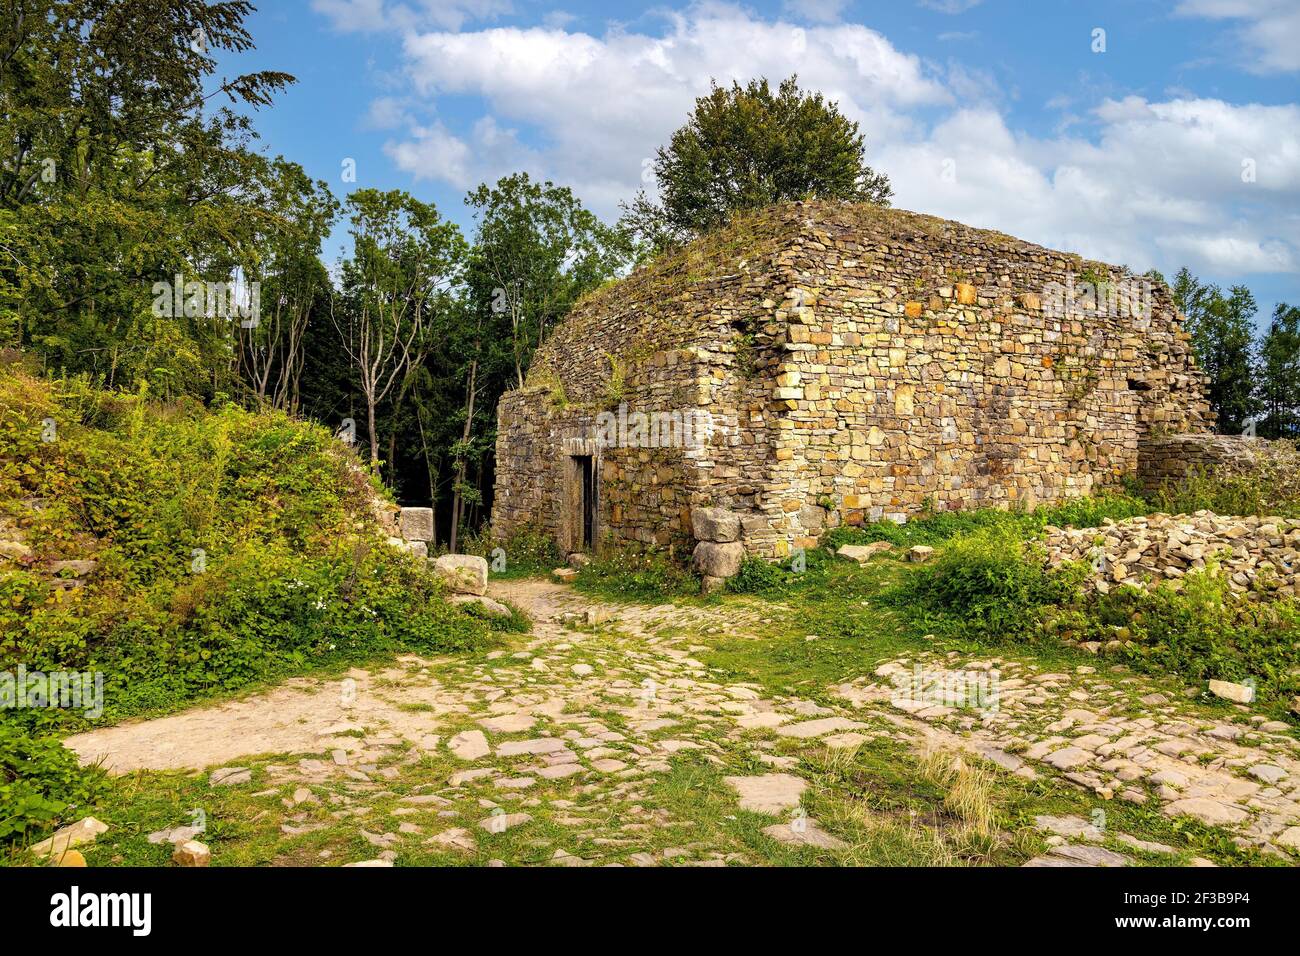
top-left (691, 507), bottom-right (741, 543)
top-left (434, 554), bottom-right (488, 595)
top-left (399, 507), bottom-right (434, 542)
top-left (693, 541), bottom-right (744, 578)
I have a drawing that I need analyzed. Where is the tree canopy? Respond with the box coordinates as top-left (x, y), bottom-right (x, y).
top-left (623, 75), bottom-right (892, 252)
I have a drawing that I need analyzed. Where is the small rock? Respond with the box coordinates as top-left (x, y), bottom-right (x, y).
top-left (1207, 679), bottom-right (1255, 704)
top-left (209, 766), bottom-right (251, 787)
top-left (172, 840), bottom-right (211, 867)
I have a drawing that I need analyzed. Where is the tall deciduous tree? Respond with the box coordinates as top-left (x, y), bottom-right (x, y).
top-left (1257, 303), bottom-right (1300, 440)
top-left (0, 0), bottom-right (294, 394)
top-left (234, 157), bottom-right (339, 411)
top-left (1169, 267), bottom-right (1260, 435)
top-left (623, 75), bottom-right (892, 253)
top-left (466, 173), bottom-right (630, 389)
top-left (333, 189), bottom-right (464, 470)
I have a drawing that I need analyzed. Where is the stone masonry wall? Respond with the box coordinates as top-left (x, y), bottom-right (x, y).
top-left (740, 203), bottom-right (1211, 557)
top-left (1138, 433), bottom-right (1300, 492)
top-left (493, 201), bottom-right (1213, 561)
top-left (491, 210), bottom-right (790, 554)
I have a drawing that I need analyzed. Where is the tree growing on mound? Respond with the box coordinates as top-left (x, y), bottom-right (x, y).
top-left (622, 76), bottom-right (893, 253)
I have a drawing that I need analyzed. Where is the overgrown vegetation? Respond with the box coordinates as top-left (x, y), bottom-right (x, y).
top-left (1149, 452), bottom-right (1300, 518)
top-left (0, 722), bottom-right (108, 845)
top-left (0, 366), bottom-right (516, 844)
top-left (571, 546), bottom-right (700, 602)
top-left (1, 367), bottom-right (505, 735)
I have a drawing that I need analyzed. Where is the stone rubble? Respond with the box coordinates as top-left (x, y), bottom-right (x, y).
top-left (1044, 510), bottom-right (1300, 599)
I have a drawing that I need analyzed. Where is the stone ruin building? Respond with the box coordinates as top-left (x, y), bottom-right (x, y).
top-left (492, 200), bottom-right (1223, 583)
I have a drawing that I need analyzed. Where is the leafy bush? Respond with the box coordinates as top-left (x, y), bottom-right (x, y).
top-left (0, 369), bottom-right (496, 730)
top-left (0, 722), bottom-right (108, 844)
top-left (459, 526), bottom-right (562, 580)
top-left (825, 492), bottom-right (1150, 551)
top-left (571, 546), bottom-right (699, 601)
top-left (1051, 572), bottom-right (1300, 705)
top-left (892, 529), bottom-right (1086, 641)
top-left (729, 549), bottom-right (835, 595)
top-left (1150, 463), bottom-right (1300, 519)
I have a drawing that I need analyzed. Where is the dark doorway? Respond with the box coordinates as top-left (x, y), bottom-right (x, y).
top-left (575, 454), bottom-right (596, 550)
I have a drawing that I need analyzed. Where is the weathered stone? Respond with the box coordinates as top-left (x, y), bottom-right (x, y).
top-left (723, 773), bottom-right (807, 814)
top-left (762, 818), bottom-right (848, 850)
top-left (433, 554), bottom-right (488, 595)
top-left (907, 545), bottom-right (935, 563)
top-left (692, 541), bottom-right (744, 578)
top-left (209, 767), bottom-right (251, 787)
top-left (836, 542), bottom-right (892, 563)
top-left (29, 817), bottom-right (109, 860)
top-left (492, 202), bottom-right (1212, 563)
top-left (1208, 679), bottom-right (1255, 704)
top-left (1162, 798), bottom-right (1249, 826)
top-left (448, 730), bottom-right (490, 761)
top-left (172, 840), bottom-right (211, 867)
top-left (448, 593), bottom-right (511, 616)
top-left (398, 507), bottom-right (433, 542)
top-left (691, 507), bottom-right (741, 543)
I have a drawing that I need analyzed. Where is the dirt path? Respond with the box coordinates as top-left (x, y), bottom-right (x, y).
top-left (65, 579), bottom-right (1300, 865)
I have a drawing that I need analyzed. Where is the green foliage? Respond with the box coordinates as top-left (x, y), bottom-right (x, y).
top-left (0, 369), bottom-right (495, 730)
top-left (825, 493), bottom-right (1151, 551)
top-left (622, 75), bottom-right (892, 253)
top-left (0, 722), bottom-right (108, 844)
top-left (892, 529), bottom-right (1087, 641)
top-left (460, 527), bottom-right (563, 580)
top-left (571, 547), bottom-right (700, 602)
top-left (1150, 460), bottom-right (1300, 519)
top-left (1051, 572), bottom-right (1300, 706)
top-left (1170, 267), bottom-right (1260, 434)
top-left (729, 548), bottom-right (835, 595)
top-left (1257, 303), bottom-right (1300, 440)
top-left (1, 0), bottom-right (300, 394)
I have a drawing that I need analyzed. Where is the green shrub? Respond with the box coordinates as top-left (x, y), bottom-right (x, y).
top-left (728, 549), bottom-right (835, 595)
top-left (893, 529), bottom-right (1086, 640)
top-left (1053, 572), bottom-right (1300, 705)
top-left (571, 547), bottom-right (699, 601)
top-left (825, 493), bottom-right (1150, 552)
top-left (0, 721), bottom-right (108, 844)
top-left (458, 526), bottom-right (562, 580)
top-left (1150, 464), bottom-right (1300, 519)
top-left (0, 369), bottom-right (496, 730)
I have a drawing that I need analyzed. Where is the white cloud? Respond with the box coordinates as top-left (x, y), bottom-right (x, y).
top-left (1174, 0), bottom-right (1300, 73)
top-left (878, 96), bottom-right (1300, 274)
top-left (355, 3), bottom-right (1298, 280)
top-left (1157, 232), bottom-right (1296, 273)
top-left (392, 5), bottom-right (947, 209)
top-left (363, 96), bottom-right (410, 130)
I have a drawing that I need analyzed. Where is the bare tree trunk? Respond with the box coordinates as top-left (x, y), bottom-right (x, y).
top-left (449, 356), bottom-right (478, 554)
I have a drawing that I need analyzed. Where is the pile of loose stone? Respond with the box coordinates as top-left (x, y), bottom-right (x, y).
top-left (1043, 510), bottom-right (1300, 599)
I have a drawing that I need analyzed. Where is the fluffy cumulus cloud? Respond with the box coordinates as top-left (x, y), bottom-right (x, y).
top-left (391, 3), bottom-right (948, 211)
top-left (347, 2), bottom-right (1299, 279)
top-left (881, 97), bottom-right (1300, 274)
top-left (1175, 0), bottom-right (1300, 74)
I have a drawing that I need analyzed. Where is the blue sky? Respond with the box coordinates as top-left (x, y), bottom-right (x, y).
top-left (222, 0), bottom-right (1299, 326)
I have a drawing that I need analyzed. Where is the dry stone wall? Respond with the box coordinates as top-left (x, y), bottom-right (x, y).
top-left (493, 201), bottom-right (1212, 561)
top-left (750, 203), bottom-right (1210, 556)
top-left (1138, 433), bottom-right (1300, 493)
